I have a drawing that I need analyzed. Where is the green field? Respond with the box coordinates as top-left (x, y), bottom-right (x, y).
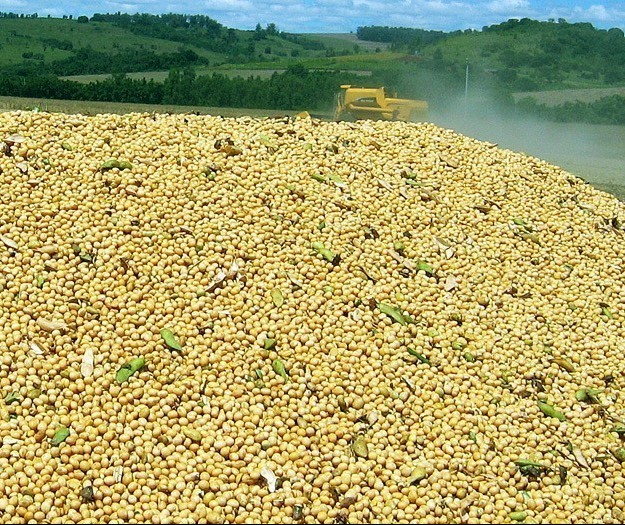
top-left (303, 32), bottom-right (391, 52)
top-left (0, 17), bottom-right (227, 66)
top-left (0, 95), bottom-right (297, 117)
top-left (512, 87), bottom-right (625, 105)
top-left (234, 50), bottom-right (413, 71)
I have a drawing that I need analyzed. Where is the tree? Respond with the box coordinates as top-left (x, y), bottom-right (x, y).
top-left (254, 23), bottom-right (265, 40)
top-left (77, 16), bottom-right (89, 23)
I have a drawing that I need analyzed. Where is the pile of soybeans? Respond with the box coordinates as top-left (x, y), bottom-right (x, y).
top-left (0, 110), bottom-right (624, 524)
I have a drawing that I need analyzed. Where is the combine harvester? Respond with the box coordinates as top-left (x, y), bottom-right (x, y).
top-left (334, 84), bottom-right (428, 122)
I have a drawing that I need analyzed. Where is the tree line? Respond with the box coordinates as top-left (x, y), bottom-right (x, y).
top-left (356, 26), bottom-right (449, 52)
top-left (8, 47), bottom-right (207, 77)
top-left (516, 95), bottom-right (625, 125)
top-left (485, 18), bottom-right (625, 85)
top-left (0, 66), bottom-right (368, 111)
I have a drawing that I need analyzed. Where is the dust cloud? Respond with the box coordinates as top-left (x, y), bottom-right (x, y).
top-left (426, 86), bottom-right (625, 187)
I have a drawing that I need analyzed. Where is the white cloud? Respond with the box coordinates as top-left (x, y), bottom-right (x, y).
top-left (545, 3), bottom-right (625, 28)
top-left (0, 0), bottom-right (27, 7)
top-left (200, 0), bottom-right (254, 11)
top-left (1, 0), bottom-right (624, 32)
top-left (487, 0), bottom-right (529, 13)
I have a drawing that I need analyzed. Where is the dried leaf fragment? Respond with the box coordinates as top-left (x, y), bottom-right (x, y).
top-left (219, 144), bottom-right (242, 157)
top-left (81, 483), bottom-right (95, 503)
top-left (407, 466), bottom-right (427, 485)
top-left (407, 347), bottom-right (430, 364)
top-left (207, 269), bottom-right (227, 292)
top-left (226, 260), bottom-right (240, 279)
top-left (612, 448), bottom-right (625, 462)
top-left (377, 179), bottom-right (393, 192)
top-left (575, 387), bottom-right (602, 404)
top-left (378, 302), bottom-right (408, 325)
top-left (340, 490), bottom-right (358, 508)
top-left (352, 435), bottom-right (369, 458)
top-left (182, 427), bottom-right (203, 442)
top-left (416, 260), bottom-right (434, 276)
top-left (260, 465), bottom-right (277, 493)
top-left (514, 458), bottom-right (549, 477)
top-left (570, 446), bottom-right (590, 469)
top-left (286, 272), bottom-right (304, 289)
top-left (311, 241), bottom-right (339, 264)
top-left (433, 237), bottom-right (455, 259)
top-left (258, 134), bottom-right (278, 151)
top-left (327, 173), bottom-right (347, 188)
top-left (263, 338), bottom-right (277, 350)
top-left (553, 357), bottom-right (575, 373)
top-left (160, 328), bottom-right (182, 351)
top-left (272, 359), bottom-right (289, 381)
top-left (5, 134), bottom-right (26, 144)
top-left (51, 426), bottom-right (70, 446)
top-left (270, 288), bottom-right (284, 308)
top-left (28, 341), bottom-right (45, 356)
top-left (113, 466), bottom-right (124, 483)
top-left (36, 317), bottom-right (68, 333)
top-left (5, 391), bottom-right (20, 404)
top-left (444, 275), bottom-right (459, 291)
top-left (439, 153), bottom-right (459, 168)
top-left (115, 357), bottom-right (145, 384)
top-left (0, 235), bottom-right (18, 250)
top-left (81, 348), bottom-right (94, 378)
top-left (537, 400), bottom-right (566, 421)
top-left (101, 159), bottom-right (120, 170)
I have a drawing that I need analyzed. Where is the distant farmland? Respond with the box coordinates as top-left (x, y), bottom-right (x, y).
top-left (512, 87), bottom-right (625, 106)
top-left (60, 68), bottom-right (373, 84)
top-left (60, 69), bottom-right (281, 84)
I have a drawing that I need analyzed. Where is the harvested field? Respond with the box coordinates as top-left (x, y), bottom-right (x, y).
top-left (0, 111), bottom-right (624, 524)
top-left (512, 87), bottom-right (625, 106)
top-left (0, 96), bottom-right (292, 118)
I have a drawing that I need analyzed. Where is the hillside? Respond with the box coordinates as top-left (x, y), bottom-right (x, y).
top-left (0, 13), bottom-right (357, 76)
top-left (387, 18), bottom-right (625, 92)
top-left (0, 17), bottom-right (225, 70)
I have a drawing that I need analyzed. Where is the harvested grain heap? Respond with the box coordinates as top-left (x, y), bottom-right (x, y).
top-left (0, 110), bottom-right (624, 525)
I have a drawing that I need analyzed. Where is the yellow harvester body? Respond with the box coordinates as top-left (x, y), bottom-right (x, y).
top-left (334, 84), bottom-right (428, 122)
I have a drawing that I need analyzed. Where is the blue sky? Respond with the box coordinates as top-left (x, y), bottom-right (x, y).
top-left (1, 1), bottom-right (624, 33)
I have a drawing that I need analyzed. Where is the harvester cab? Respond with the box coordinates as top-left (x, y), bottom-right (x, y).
top-left (334, 84), bottom-right (428, 122)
